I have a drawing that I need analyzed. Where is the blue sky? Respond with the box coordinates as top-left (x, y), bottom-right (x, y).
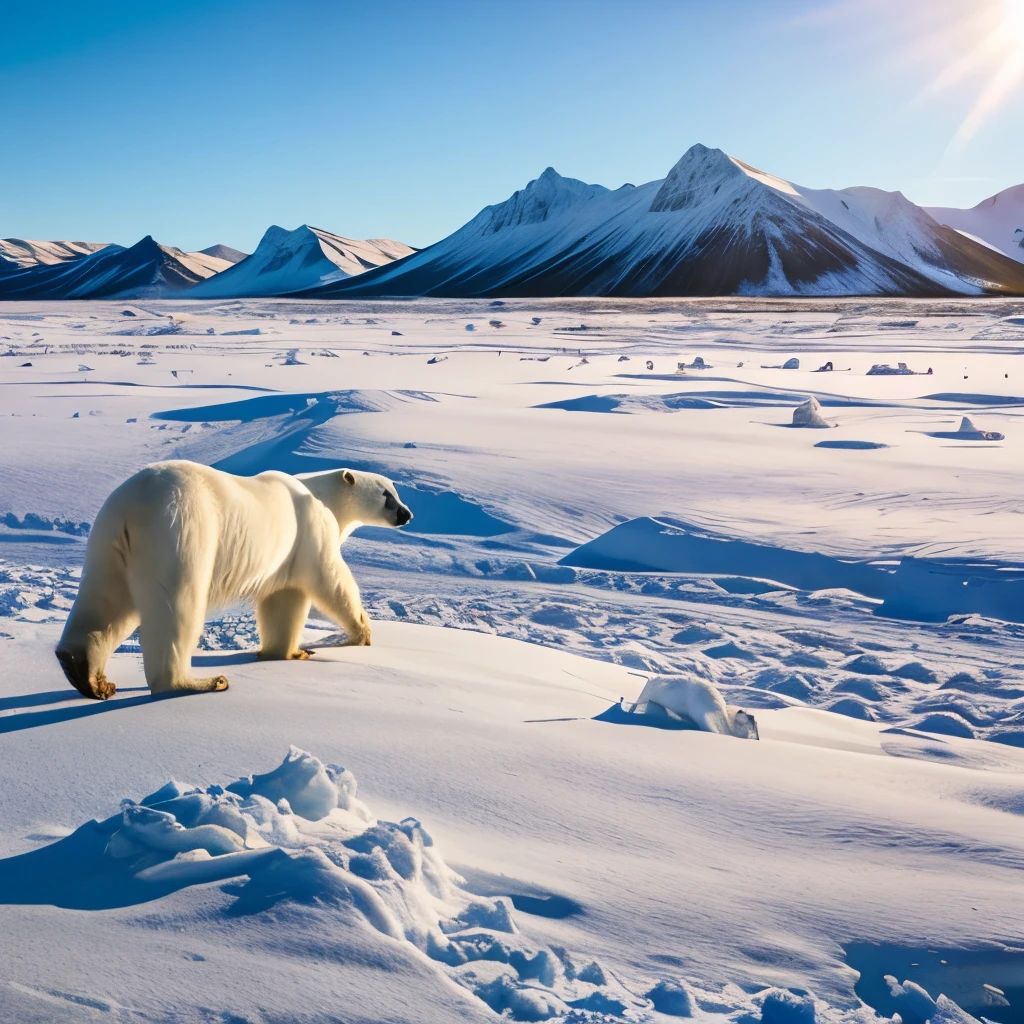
top-left (2, 0), bottom-right (1021, 252)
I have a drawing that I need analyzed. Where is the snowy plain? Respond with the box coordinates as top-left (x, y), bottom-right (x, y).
top-left (0, 297), bottom-right (1022, 1024)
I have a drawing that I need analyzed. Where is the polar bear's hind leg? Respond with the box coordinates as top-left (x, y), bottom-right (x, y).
top-left (257, 588), bottom-right (312, 660)
top-left (56, 560), bottom-right (138, 700)
top-left (134, 559), bottom-right (228, 697)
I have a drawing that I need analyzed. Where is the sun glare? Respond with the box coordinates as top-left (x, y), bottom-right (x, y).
top-left (931, 0), bottom-right (1024, 151)
top-left (807, 0), bottom-right (1024, 152)
top-left (1005, 0), bottom-right (1024, 40)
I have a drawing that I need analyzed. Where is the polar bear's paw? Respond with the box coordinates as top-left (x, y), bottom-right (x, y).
top-left (55, 648), bottom-right (117, 701)
top-left (302, 625), bottom-right (372, 650)
top-left (92, 676), bottom-right (117, 701)
top-left (151, 675), bottom-right (229, 700)
top-left (257, 648), bottom-right (311, 661)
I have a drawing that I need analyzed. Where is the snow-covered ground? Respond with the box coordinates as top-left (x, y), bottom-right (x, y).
top-left (1, 297), bottom-right (1022, 1024)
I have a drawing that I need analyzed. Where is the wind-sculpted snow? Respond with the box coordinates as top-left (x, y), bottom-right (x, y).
top-left (2, 746), bottom-right (865, 1023)
top-left (307, 144), bottom-right (1024, 299)
top-left (560, 517), bottom-right (1024, 625)
top-left (2, 299), bottom-right (1024, 1023)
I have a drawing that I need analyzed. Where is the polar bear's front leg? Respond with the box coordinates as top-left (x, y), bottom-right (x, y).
top-left (310, 558), bottom-right (371, 646)
top-left (257, 588), bottom-right (312, 660)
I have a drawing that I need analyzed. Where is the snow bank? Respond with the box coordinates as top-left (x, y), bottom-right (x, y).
top-left (562, 517), bottom-right (1024, 624)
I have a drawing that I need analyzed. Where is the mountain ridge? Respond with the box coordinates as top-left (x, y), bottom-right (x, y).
top-left (301, 144), bottom-right (1024, 299)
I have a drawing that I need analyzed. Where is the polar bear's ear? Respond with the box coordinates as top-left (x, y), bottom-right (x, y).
top-left (343, 470), bottom-right (356, 486)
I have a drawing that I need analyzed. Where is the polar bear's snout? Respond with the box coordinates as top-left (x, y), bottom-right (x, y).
top-left (383, 486), bottom-right (413, 527)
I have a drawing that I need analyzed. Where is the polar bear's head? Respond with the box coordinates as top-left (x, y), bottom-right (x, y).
top-left (728, 708), bottom-right (759, 740)
top-left (299, 468), bottom-right (412, 537)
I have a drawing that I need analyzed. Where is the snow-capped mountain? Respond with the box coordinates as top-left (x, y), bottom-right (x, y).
top-left (0, 236), bottom-right (229, 300)
top-left (304, 145), bottom-right (1024, 298)
top-left (198, 243), bottom-right (249, 265)
top-left (926, 185), bottom-right (1024, 264)
top-left (188, 225), bottom-right (415, 298)
top-left (0, 238), bottom-right (110, 270)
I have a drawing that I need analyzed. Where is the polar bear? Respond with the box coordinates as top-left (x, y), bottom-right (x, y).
top-left (634, 676), bottom-right (759, 739)
top-left (55, 460), bottom-right (412, 700)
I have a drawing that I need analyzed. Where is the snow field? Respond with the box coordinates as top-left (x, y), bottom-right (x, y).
top-left (1, 297), bottom-right (1023, 1022)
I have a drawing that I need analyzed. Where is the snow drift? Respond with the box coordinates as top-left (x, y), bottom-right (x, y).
top-left (304, 144), bottom-right (1024, 298)
top-left (792, 396), bottom-right (833, 428)
top-left (6, 746), bottom-right (697, 1021)
top-left (189, 225), bottom-right (415, 298)
top-left (562, 517), bottom-right (1024, 623)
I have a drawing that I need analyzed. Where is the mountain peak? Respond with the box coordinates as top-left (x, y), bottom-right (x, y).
top-left (484, 167), bottom-right (609, 233)
top-left (200, 244), bottom-right (248, 264)
top-left (649, 144), bottom-right (745, 213)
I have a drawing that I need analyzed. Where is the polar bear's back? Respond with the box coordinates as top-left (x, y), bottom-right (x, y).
top-left (635, 675), bottom-right (735, 735)
top-left (89, 461), bottom-right (321, 607)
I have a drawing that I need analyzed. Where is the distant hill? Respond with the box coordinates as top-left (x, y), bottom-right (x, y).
top-left (198, 244), bottom-right (249, 265)
top-left (926, 184), bottom-right (1024, 265)
top-left (0, 236), bottom-right (228, 299)
top-left (0, 238), bottom-right (110, 270)
top-left (188, 225), bottom-right (414, 298)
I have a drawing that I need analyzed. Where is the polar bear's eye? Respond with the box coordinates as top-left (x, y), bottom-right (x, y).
top-left (383, 491), bottom-right (397, 511)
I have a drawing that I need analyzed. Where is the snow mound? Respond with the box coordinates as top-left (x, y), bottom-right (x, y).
top-left (792, 396), bottom-right (833, 428)
top-left (926, 416), bottom-right (1006, 441)
top-left (32, 747), bottom-right (740, 1022)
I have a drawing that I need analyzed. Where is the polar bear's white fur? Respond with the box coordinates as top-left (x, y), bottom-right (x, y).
top-left (56, 461), bottom-right (412, 700)
top-left (635, 676), bottom-right (759, 739)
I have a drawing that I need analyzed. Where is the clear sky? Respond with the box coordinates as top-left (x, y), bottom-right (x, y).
top-left (2, 0), bottom-right (1022, 253)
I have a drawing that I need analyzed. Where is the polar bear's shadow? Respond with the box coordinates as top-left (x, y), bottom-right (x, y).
top-left (192, 652), bottom-right (258, 668)
top-left (0, 689), bottom-right (153, 735)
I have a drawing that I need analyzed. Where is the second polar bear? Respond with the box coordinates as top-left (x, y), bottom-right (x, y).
top-left (55, 460), bottom-right (412, 700)
top-left (635, 676), bottom-right (759, 739)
